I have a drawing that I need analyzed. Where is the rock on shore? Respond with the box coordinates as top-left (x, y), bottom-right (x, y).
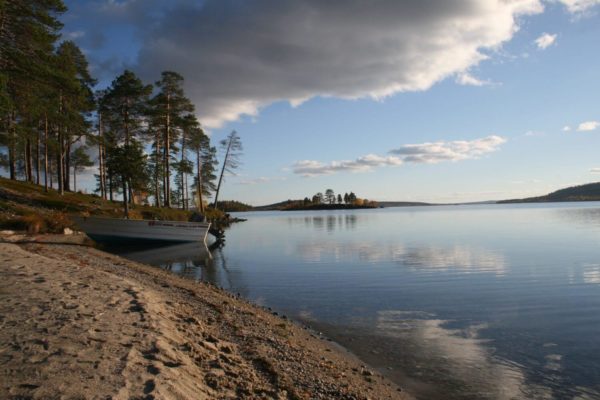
top-left (0, 241), bottom-right (411, 399)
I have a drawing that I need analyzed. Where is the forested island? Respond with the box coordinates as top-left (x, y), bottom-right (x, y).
top-left (253, 189), bottom-right (379, 211)
top-left (498, 182), bottom-right (600, 203)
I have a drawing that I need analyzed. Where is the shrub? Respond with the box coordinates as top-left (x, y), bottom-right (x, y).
top-left (21, 214), bottom-right (46, 234)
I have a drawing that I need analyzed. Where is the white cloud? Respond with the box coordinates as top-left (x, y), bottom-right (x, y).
top-left (389, 135), bottom-right (507, 163)
top-left (293, 154), bottom-right (403, 177)
top-left (456, 73), bottom-right (491, 87)
top-left (534, 33), bottom-right (557, 49)
top-left (562, 125), bottom-right (572, 132)
top-left (293, 135), bottom-right (506, 177)
top-left (557, 0), bottom-right (600, 14)
top-left (116, 0), bottom-right (545, 128)
top-left (577, 121), bottom-right (600, 131)
top-left (590, 168), bottom-right (600, 174)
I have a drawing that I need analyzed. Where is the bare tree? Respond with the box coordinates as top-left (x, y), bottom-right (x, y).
top-left (213, 130), bottom-right (242, 209)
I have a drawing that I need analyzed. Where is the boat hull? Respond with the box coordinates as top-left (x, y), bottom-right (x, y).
top-left (72, 216), bottom-right (211, 243)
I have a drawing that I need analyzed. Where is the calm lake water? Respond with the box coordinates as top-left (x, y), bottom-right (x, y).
top-left (110, 203), bottom-right (600, 400)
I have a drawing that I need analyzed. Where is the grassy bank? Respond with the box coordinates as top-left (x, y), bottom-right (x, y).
top-left (0, 177), bottom-right (224, 234)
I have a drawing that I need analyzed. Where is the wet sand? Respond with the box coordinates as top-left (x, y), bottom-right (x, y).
top-left (0, 237), bottom-right (412, 399)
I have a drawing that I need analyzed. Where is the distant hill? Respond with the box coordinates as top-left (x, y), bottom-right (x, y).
top-left (252, 200), bottom-right (299, 211)
top-left (214, 200), bottom-right (253, 212)
top-left (499, 182), bottom-right (600, 203)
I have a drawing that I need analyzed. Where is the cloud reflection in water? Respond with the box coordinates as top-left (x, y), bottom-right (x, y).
top-left (295, 240), bottom-right (507, 276)
top-left (376, 310), bottom-right (551, 400)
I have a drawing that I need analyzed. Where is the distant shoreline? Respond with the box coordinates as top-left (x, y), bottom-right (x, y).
top-left (282, 204), bottom-right (378, 211)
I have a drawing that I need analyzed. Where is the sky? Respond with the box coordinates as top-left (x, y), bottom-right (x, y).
top-left (61, 0), bottom-right (600, 205)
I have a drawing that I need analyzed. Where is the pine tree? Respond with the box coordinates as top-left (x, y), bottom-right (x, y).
top-left (0, 0), bottom-right (67, 181)
top-left (188, 126), bottom-right (217, 213)
top-left (100, 70), bottom-right (151, 207)
top-left (70, 145), bottom-right (93, 192)
top-left (151, 71), bottom-right (193, 207)
top-left (54, 41), bottom-right (96, 193)
top-left (213, 130), bottom-right (242, 209)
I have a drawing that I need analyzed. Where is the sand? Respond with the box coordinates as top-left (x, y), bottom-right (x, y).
top-left (0, 237), bottom-right (412, 399)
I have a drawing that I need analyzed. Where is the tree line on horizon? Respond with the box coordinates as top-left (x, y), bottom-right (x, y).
top-left (0, 1), bottom-right (241, 217)
top-left (282, 189), bottom-right (378, 209)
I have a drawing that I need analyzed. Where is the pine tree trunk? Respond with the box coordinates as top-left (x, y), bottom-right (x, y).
top-left (44, 114), bottom-right (48, 192)
top-left (196, 149), bottom-right (204, 214)
top-left (213, 137), bottom-right (233, 209)
top-left (25, 138), bottom-right (31, 182)
top-left (49, 159), bottom-right (53, 189)
top-left (164, 92), bottom-right (171, 207)
top-left (180, 133), bottom-right (185, 210)
top-left (108, 170), bottom-right (113, 202)
top-left (122, 179), bottom-right (129, 218)
top-left (8, 111), bottom-right (16, 180)
top-left (27, 138), bottom-right (33, 182)
top-left (58, 133), bottom-right (64, 195)
top-left (64, 139), bottom-right (71, 191)
top-left (58, 94), bottom-right (64, 194)
top-left (36, 129), bottom-right (41, 185)
top-left (184, 172), bottom-right (188, 210)
top-left (98, 114), bottom-right (106, 200)
top-left (98, 143), bottom-right (105, 199)
top-left (154, 130), bottom-right (161, 207)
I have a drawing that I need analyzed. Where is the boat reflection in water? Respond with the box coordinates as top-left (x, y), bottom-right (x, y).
top-left (107, 241), bottom-right (243, 292)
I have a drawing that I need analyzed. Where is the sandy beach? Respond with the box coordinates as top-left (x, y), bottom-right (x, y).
top-left (0, 236), bottom-right (411, 399)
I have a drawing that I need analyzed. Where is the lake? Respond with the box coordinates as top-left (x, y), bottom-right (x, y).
top-left (109, 203), bottom-right (600, 399)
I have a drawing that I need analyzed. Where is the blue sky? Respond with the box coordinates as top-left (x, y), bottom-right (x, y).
top-left (62, 0), bottom-right (600, 205)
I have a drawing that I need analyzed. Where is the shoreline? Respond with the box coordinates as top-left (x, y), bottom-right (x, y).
top-left (0, 234), bottom-right (411, 399)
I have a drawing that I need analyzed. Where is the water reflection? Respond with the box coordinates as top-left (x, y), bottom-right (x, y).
top-left (295, 240), bottom-right (506, 275)
top-left (286, 214), bottom-right (358, 232)
top-left (397, 246), bottom-right (506, 276)
top-left (582, 264), bottom-right (600, 284)
top-left (374, 311), bottom-right (554, 400)
top-left (552, 206), bottom-right (600, 230)
top-left (377, 310), bottom-right (600, 400)
top-left (122, 242), bottom-right (212, 267)
top-left (114, 242), bottom-right (248, 296)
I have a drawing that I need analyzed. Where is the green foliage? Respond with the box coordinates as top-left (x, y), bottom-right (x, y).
top-left (0, 2), bottom-right (223, 215)
top-left (100, 70), bottom-right (151, 144)
top-left (277, 189), bottom-right (377, 210)
top-left (106, 141), bottom-right (150, 193)
top-left (70, 146), bottom-right (93, 172)
top-left (148, 71), bottom-right (195, 208)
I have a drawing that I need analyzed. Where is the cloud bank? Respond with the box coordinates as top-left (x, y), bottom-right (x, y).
top-left (293, 135), bottom-right (506, 177)
top-left (113, 0), bottom-right (545, 128)
top-left (65, 0), bottom-right (600, 128)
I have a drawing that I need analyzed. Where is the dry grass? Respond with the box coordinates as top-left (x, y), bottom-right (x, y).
top-left (0, 177), bottom-right (225, 233)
